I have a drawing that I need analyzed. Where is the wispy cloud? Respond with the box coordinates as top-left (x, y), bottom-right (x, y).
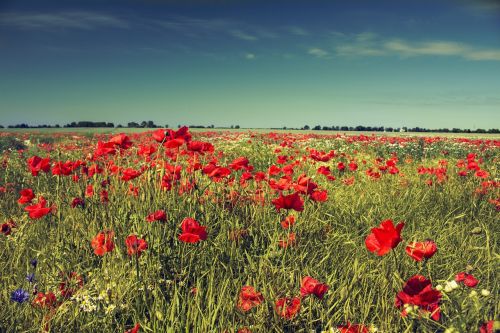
top-left (333, 32), bottom-right (500, 61)
top-left (229, 29), bottom-right (258, 41)
top-left (244, 53), bottom-right (256, 60)
top-left (0, 11), bottom-right (128, 30)
top-left (308, 47), bottom-right (329, 58)
top-left (285, 26), bottom-right (309, 36)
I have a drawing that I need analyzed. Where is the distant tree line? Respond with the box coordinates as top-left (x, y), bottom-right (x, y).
top-left (298, 125), bottom-right (499, 134)
top-left (1, 122), bottom-right (498, 133)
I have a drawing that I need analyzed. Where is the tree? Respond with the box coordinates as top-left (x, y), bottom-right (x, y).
top-left (303, 125), bottom-right (310, 130)
top-left (235, 125), bottom-right (240, 129)
top-left (313, 125), bottom-right (321, 130)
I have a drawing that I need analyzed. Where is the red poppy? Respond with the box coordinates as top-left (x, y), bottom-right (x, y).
top-left (94, 141), bottom-right (116, 157)
top-left (278, 232), bottom-right (296, 248)
top-left (1, 220), bottom-right (16, 236)
top-left (52, 161), bottom-right (73, 176)
top-left (479, 321), bottom-right (498, 333)
top-left (237, 286), bottom-right (264, 312)
top-left (59, 272), bottom-right (84, 298)
top-left (310, 189), bottom-right (328, 202)
top-left (455, 272), bottom-right (479, 288)
top-left (300, 276), bottom-right (329, 299)
top-left (280, 215), bottom-right (296, 229)
top-left (272, 192), bottom-right (304, 212)
top-left (71, 197), bottom-right (85, 208)
top-left (395, 275), bottom-right (442, 321)
top-left (337, 323), bottom-right (370, 333)
top-left (27, 156), bottom-right (51, 176)
top-left (275, 297), bottom-right (301, 319)
top-left (121, 168), bottom-right (142, 181)
top-left (124, 323), bottom-right (140, 333)
top-left (109, 134), bottom-right (133, 149)
top-left (25, 196), bottom-right (52, 219)
top-left (365, 219), bottom-right (404, 256)
top-left (125, 235), bottom-right (148, 257)
top-left (33, 291), bottom-right (58, 309)
top-left (178, 217), bottom-right (207, 243)
top-left (18, 188), bottom-right (35, 204)
top-left (405, 240), bottom-right (437, 262)
top-left (146, 210), bottom-right (167, 222)
top-left (229, 157), bottom-right (251, 171)
top-left (91, 231), bottom-right (115, 256)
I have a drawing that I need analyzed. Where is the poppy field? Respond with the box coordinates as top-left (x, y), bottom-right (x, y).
top-left (0, 128), bottom-right (498, 333)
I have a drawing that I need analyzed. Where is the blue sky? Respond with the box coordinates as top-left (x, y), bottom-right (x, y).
top-left (0, 0), bottom-right (499, 129)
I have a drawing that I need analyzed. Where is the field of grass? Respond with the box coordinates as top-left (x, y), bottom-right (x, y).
top-left (0, 129), bottom-right (498, 333)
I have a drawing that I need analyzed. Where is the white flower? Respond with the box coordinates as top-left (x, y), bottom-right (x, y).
top-left (481, 289), bottom-right (490, 296)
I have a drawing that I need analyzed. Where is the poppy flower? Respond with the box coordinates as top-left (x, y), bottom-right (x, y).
top-left (146, 210), bottom-right (167, 222)
top-left (278, 232), bottom-right (296, 248)
top-left (18, 188), bottom-right (35, 204)
top-left (405, 240), bottom-right (437, 262)
top-left (237, 286), bottom-right (264, 312)
top-left (365, 219), bottom-right (404, 256)
top-left (1, 220), bottom-right (16, 236)
top-left (178, 217), bottom-right (207, 243)
top-left (94, 141), bottom-right (116, 157)
top-left (300, 276), bottom-right (329, 299)
top-left (479, 321), bottom-right (499, 333)
top-left (272, 192), bottom-right (304, 212)
top-left (310, 189), bottom-right (328, 202)
top-left (32, 291), bottom-right (57, 309)
top-left (109, 134), bottom-right (133, 149)
top-left (71, 197), bottom-right (85, 208)
top-left (125, 235), bottom-right (148, 257)
top-left (337, 323), bottom-right (370, 333)
top-left (25, 196), bottom-right (52, 219)
top-left (27, 156), bottom-right (51, 176)
top-left (280, 215), bottom-right (296, 229)
top-left (121, 168), bottom-right (142, 181)
top-left (275, 297), bottom-right (301, 319)
top-left (229, 157), bottom-right (251, 171)
top-left (59, 272), bottom-right (84, 298)
top-left (91, 231), bottom-right (115, 256)
top-left (124, 323), bottom-right (141, 333)
top-left (455, 272), bottom-right (479, 288)
top-left (395, 275), bottom-right (442, 321)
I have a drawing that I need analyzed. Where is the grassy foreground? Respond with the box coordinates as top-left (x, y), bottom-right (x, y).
top-left (0, 129), bottom-right (498, 333)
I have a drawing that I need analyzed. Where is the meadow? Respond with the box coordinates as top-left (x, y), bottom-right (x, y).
top-left (0, 128), bottom-right (498, 333)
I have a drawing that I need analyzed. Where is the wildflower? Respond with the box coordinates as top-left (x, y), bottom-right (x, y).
top-left (480, 289), bottom-right (490, 296)
top-left (365, 219), bottom-right (404, 256)
top-left (124, 323), bottom-right (141, 333)
top-left (26, 273), bottom-right (36, 283)
top-left (275, 297), bottom-right (301, 319)
top-left (237, 286), bottom-right (264, 312)
top-left (33, 291), bottom-right (57, 309)
top-left (395, 275), bottom-right (441, 321)
top-left (405, 240), bottom-right (437, 261)
top-left (455, 272), bottom-right (479, 288)
top-left (178, 218), bottom-right (207, 243)
top-left (125, 235), bottom-right (148, 257)
top-left (272, 192), bottom-right (304, 212)
top-left (91, 231), bottom-right (115, 256)
top-left (337, 323), bottom-right (370, 333)
top-left (146, 210), bottom-right (167, 222)
top-left (25, 196), bottom-right (52, 219)
top-left (18, 188), bottom-right (35, 204)
top-left (300, 276), bottom-right (329, 299)
top-left (11, 288), bottom-right (30, 303)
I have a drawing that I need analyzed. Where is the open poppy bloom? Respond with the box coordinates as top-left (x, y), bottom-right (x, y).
top-left (337, 323), bottom-right (370, 333)
top-left (18, 188), bottom-right (35, 204)
top-left (275, 297), bottom-right (301, 319)
top-left (27, 156), bottom-right (51, 176)
top-left (124, 323), bottom-right (140, 333)
top-left (121, 168), bottom-right (142, 181)
top-left (405, 240), bottom-right (437, 261)
top-left (32, 291), bottom-right (57, 309)
top-left (91, 231), bottom-right (115, 256)
top-left (395, 275), bottom-right (442, 321)
top-left (272, 192), bottom-right (304, 212)
top-left (455, 272), bottom-right (479, 288)
top-left (365, 219), bottom-right (404, 256)
top-left (178, 217), bottom-right (207, 243)
top-left (125, 235), bottom-right (148, 257)
top-left (25, 196), bottom-right (52, 219)
top-left (146, 210), bottom-right (167, 222)
top-left (237, 286), bottom-right (264, 312)
top-left (300, 276), bottom-right (329, 299)
top-left (109, 134), bottom-right (133, 149)
top-left (1, 220), bottom-right (16, 236)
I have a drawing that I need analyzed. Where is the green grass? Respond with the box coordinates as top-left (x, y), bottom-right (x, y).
top-left (0, 130), bottom-right (498, 333)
